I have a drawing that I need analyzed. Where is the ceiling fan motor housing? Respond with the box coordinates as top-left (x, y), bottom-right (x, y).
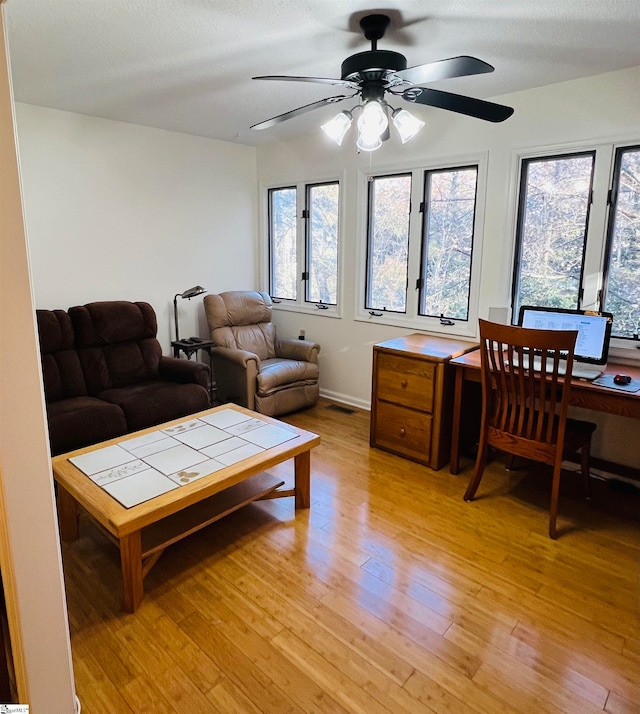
top-left (341, 50), bottom-right (407, 82)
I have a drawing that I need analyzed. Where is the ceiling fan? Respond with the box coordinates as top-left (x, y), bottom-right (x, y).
top-left (250, 13), bottom-right (514, 148)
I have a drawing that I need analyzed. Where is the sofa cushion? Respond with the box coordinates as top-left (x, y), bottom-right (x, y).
top-left (256, 358), bottom-right (319, 396)
top-left (46, 397), bottom-right (127, 456)
top-left (99, 381), bottom-right (209, 433)
top-left (70, 301), bottom-right (162, 393)
top-left (71, 300), bottom-right (157, 345)
top-left (36, 309), bottom-right (88, 402)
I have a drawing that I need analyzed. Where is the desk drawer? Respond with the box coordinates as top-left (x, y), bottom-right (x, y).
top-left (376, 353), bottom-right (435, 412)
top-left (373, 401), bottom-right (432, 464)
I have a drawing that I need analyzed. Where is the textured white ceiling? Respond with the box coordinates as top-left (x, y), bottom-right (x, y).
top-left (5, 0), bottom-right (640, 146)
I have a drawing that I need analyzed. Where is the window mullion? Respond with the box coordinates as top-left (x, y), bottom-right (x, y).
top-left (406, 170), bottom-right (423, 320)
top-left (297, 184), bottom-right (307, 306)
top-left (581, 146), bottom-right (614, 310)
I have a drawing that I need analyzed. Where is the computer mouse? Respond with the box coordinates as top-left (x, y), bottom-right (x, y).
top-left (613, 374), bottom-right (632, 386)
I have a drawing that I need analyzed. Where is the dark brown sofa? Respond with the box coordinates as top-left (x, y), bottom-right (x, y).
top-left (37, 301), bottom-right (210, 455)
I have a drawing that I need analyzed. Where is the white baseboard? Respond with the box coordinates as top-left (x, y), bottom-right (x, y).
top-left (319, 388), bottom-right (370, 412)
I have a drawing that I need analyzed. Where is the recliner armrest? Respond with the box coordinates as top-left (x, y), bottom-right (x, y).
top-left (276, 339), bottom-right (320, 363)
top-left (209, 346), bottom-right (259, 409)
top-left (159, 356), bottom-right (210, 389)
top-left (211, 346), bottom-right (260, 368)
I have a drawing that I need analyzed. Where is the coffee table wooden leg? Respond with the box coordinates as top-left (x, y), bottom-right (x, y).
top-left (120, 531), bottom-right (144, 612)
top-left (294, 449), bottom-right (310, 509)
top-left (57, 485), bottom-right (80, 541)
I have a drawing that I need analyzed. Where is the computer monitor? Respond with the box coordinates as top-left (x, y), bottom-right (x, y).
top-left (517, 306), bottom-right (613, 365)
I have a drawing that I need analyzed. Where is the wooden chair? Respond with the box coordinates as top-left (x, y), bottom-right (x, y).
top-left (463, 319), bottom-right (596, 539)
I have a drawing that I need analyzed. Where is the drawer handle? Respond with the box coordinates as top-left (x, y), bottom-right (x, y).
top-left (400, 428), bottom-right (406, 437)
top-left (400, 379), bottom-right (408, 388)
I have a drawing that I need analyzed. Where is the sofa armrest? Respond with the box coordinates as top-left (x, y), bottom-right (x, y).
top-left (159, 356), bottom-right (210, 390)
top-left (276, 339), bottom-right (320, 363)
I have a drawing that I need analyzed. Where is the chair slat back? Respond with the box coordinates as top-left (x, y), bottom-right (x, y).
top-left (478, 319), bottom-right (578, 447)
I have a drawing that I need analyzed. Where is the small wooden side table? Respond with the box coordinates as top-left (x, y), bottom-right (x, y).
top-left (171, 339), bottom-right (216, 404)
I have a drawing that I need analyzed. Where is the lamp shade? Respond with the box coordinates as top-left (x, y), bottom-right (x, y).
top-left (322, 111), bottom-right (352, 146)
top-left (356, 101), bottom-right (388, 152)
top-left (180, 285), bottom-right (206, 299)
top-left (392, 108), bottom-right (425, 144)
top-left (356, 132), bottom-right (383, 152)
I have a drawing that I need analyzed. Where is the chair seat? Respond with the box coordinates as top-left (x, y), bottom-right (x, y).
top-left (257, 358), bottom-right (319, 395)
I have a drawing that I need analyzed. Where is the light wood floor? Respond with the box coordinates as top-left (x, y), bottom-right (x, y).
top-left (62, 399), bottom-right (639, 714)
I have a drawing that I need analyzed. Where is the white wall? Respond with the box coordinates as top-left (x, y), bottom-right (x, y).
top-left (0, 7), bottom-right (77, 710)
top-left (257, 67), bottom-right (640, 467)
top-left (14, 104), bottom-right (258, 349)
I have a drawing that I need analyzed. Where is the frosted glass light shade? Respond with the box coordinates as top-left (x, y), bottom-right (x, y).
top-left (356, 101), bottom-right (388, 152)
top-left (321, 111), bottom-right (353, 146)
top-left (356, 131), bottom-right (383, 152)
top-left (392, 108), bottom-right (425, 143)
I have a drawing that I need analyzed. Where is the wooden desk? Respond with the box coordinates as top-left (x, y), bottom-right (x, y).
top-left (449, 348), bottom-right (640, 475)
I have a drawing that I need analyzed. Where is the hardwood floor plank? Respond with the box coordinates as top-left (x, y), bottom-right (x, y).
top-left (471, 661), bottom-right (607, 714)
top-left (59, 399), bottom-right (639, 713)
top-left (319, 588), bottom-right (482, 680)
top-left (71, 642), bottom-right (135, 714)
top-left (605, 689), bottom-right (640, 714)
top-left (444, 621), bottom-right (609, 708)
top-left (209, 560), bottom-right (416, 686)
top-left (511, 622), bottom-right (639, 705)
top-left (206, 675), bottom-right (268, 713)
top-left (271, 627), bottom-right (434, 714)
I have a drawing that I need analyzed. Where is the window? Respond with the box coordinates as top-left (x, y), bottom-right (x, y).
top-left (603, 146), bottom-right (640, 338)
top-left (268, 187), bottom-right (297, 301)
top-left (511, 145), bottom-right (640, 342)
top-left (362, 160), bottom-right (483, 333)
top-left (306, 183), bottom-right (339, 305)
top-left (365, 174), bottom-right (411, 313)
top-left (268, 180), bottom-right (340, 310)
top-left (512, 152), bottom-right (595, 318)
top-left (419, 166), bottom-right (478, 320)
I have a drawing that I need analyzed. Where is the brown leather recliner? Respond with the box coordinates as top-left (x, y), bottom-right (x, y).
top-left (203, 291), bottom-right (320, 416)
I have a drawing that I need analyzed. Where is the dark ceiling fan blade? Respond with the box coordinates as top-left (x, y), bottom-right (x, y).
top-left (250, 95), bottom-right (350, 130)
top-left (394, 55), bottom-right (494, 85)
top-left (402, 86), bottom-right (514, 122)
top-left (253, 75), bottom-right (359, 89)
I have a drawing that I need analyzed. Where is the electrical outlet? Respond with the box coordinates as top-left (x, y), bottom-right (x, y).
top-left (299, 329), bottom-right (305, 340)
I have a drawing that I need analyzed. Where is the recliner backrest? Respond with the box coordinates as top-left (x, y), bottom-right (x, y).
top-left (70, 301), bottom-right (162, 394)
top-left (36, 309), bottom-right (88, 403)
top-left (204, 291), bottom-right (277, 360)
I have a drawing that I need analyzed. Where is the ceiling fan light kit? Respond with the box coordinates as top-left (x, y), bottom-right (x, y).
top-left (251, 13), bottom-right (514, 152)
top-left (321, 110), bottom-right (353, 146)
top-left (392, 108), bottom-right (426, 144)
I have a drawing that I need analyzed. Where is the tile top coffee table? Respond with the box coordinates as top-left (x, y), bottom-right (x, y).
top-left (52, 404), bottom-right (320, 611)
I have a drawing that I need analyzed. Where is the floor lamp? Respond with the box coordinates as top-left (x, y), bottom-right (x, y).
top-left (173, 285), bottom-right (206, 341)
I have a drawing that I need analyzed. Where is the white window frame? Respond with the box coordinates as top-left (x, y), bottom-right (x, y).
top-left (507, 136), bottom-right (640, 362)
top-left (354, 152), bottom-right (488, 339)
top-left (261, 172), bottom-right (345, 319)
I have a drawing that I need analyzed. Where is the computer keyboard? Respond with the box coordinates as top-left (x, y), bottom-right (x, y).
top-left (509, 354), bottom-right (603, 381)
